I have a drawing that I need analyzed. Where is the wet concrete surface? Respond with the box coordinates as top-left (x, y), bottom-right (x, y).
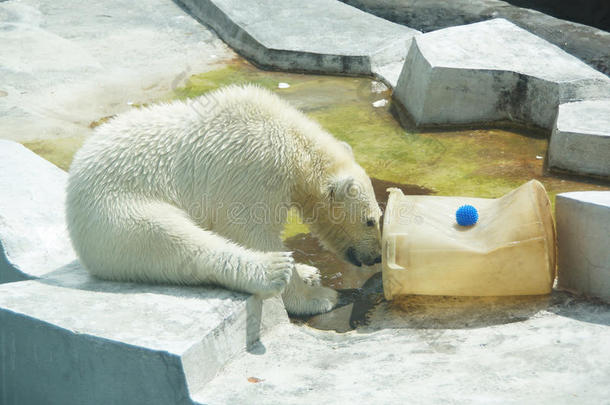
top-left (288, 177), bottom-right (433, 332)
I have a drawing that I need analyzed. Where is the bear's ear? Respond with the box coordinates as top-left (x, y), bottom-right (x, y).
top-left (340, 141), bottom-right (353, 156)
top-left (327, 176), bottom-right (355, 201)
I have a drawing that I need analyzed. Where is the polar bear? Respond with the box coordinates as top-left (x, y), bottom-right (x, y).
top-left (66, 84), bottom-right (382, 316)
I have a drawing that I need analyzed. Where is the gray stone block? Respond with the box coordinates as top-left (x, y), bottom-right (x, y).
top-left (0, 265), bottom-right (287, 405)
top-left (195, 308), bottom-right (610, 404)
top-left (393, 19), bottom-right (610, 128)
top-left (556, 191), bottom-right (610, 302)
top-left (340, 0), bottom-right (610, 76)
top-left (548, 100), bottom-right (610, 178)
top-left (174, 0), bottom-right (419, 86)
top-left (0, 140), bottom-right (75, 283)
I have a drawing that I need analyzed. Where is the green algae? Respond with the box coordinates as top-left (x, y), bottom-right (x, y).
top-left (22, 136), bottom-right (85, 171)
top-left (21, 59), bottom-right (609, 229)
top-left (283, 207), bottom-right (310, 239)
top-left (176, 60), bottom-right (608, 228)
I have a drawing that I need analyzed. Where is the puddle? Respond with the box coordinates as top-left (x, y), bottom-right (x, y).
top-left (19, 58), bottom-right (609, 332)
top-left (305, 271), bottom-right (553, 333)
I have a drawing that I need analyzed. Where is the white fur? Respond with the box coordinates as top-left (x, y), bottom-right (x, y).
top-left (67, 84), bottom-right (381, 316)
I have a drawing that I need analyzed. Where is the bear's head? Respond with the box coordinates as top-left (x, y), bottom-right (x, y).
top-left (309, 163), bottom-right (382, 267)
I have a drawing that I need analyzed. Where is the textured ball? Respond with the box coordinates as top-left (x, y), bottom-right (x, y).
top-left (456, 205), bottom-right (478, 226)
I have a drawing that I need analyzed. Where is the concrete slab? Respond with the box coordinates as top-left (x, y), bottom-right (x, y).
top-left (174, 0), bottom-right (420, 86)
top-left (0, 0), bottom-right (233, 143)
top-left (548, 100), bottom-right (610, 178)
top-left (0, 140), bottom-right (75, 283)
top-left (556, 192), bottom-right (610, 302)
top-left (0, 265), bottom-right (288, 405)
top-left (195, 294), bottom-right (610, 404)
top-left (340, 0), bottom-right (610, 76)
top-left (393, 19), bottom-right (610, 129)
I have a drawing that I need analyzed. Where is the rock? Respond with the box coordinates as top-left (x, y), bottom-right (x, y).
top-left (339, 0), bottom-right (610, 76)
top-left (0, 140), bottom-right (75, 283)
top-left (0, 268), bottom-right (287, 405)
top-left (548, 100), bottom-right (610, 178)
top-left (393, 19), bottom-right (610, 128)
top-left (194, 305), bottom-right (610, 404)
top-left (556, 191), bottom-right (610, 302)
top-left (174, 0), bottom-right (420, 86)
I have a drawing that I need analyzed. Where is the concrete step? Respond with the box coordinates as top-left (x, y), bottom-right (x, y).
top-left (0, 140), bottom-right (75, 283)
top-left (393, 18), bottom-right (610, 129)
top-left (174, 0), bottom-right (420, 86)
top-left (549, 100), bottom-right (610, 178)
top-left (556, 191), bottom-right (610, 302)
top-left (194, 303), bottom-right (610, 404)
top-left (0, 270), bottom-right (287, 405)
top-left (339, 0), bottom-right (610, 76)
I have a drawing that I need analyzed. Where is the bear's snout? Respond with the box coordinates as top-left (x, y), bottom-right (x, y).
top-left (346, 247), bottom-right (381, 267)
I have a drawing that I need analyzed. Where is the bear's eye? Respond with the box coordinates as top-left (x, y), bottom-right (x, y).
top-left (347, 184), bottom-right (360, 198)
top-left (366, 218), bottom-right (376, 227)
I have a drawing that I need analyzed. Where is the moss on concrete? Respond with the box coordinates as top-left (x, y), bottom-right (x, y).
top-left (22, 137), bottom-right (85, 171)
top-left (22, 59), bottom-right (609, 226)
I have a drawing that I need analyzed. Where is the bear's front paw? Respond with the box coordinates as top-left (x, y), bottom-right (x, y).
top-left (296, 263), bottom-right (321, 286)
top-left (306, 286), bottom-right (338, 314)
top-left (253, 251), bottom-right (294, 298)
top-left (284, 285), bottom-right (338, 316)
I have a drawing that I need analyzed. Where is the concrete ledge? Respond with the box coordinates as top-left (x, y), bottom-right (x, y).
top-left (0, 264), bottom-right (288, 404)
top-left (556, 191), bottom-right (610, 302)
top-left (174, 0), bottom-right (420, 86)
top-left (393, 19), bottom-right (610, 128)
top-left (0, 140), bottom-right (75, 283)
top-left (195, 309), bottom-right (610, 404)
top-left (340, 0), bottom-right (610, 76)
top-left (549, 100), bottom-right (610, 178)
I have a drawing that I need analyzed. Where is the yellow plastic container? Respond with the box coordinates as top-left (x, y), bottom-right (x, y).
top-left (382, 180), bottom-right (556, 299)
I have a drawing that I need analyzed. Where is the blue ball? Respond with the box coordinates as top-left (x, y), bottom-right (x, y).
top-left (456, 205), bottom-right (478, 226)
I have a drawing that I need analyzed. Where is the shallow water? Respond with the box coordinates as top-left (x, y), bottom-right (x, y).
top-left (20, 58), bottom-right (610, 331)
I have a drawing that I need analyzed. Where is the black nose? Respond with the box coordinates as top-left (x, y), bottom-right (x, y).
top-left (374, 255), bottom-right (382, 264)
top-left (346, 247), bottom-right (362, 267)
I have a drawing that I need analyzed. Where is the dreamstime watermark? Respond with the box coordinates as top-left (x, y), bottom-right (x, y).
top-left (177, 198), bottom-right (378, 227)
top-left (171, 65), bottom-right (221, 119)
